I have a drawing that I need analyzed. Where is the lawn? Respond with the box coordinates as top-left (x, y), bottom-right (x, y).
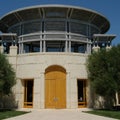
top-left (85, 110), bottom-right (120, 119)
top-left (0, 110), bottom-right (29, 120)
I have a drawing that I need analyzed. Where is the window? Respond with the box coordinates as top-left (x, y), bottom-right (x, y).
top-left (71, 42), bottom-right (86, 53)
top-left (24, 80), bottom-right (34, 108)
top-left (77, 79), bottom-right (87, 107)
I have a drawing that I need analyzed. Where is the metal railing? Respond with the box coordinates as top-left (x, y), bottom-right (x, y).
top-left (18, 32), bottom-right (90, 43)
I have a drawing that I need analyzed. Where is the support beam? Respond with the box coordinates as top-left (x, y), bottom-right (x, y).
top-left (43, 40), bottom-right (46, 52)
top-left (40, 40), bottom-right (42, 52)
top-left (68, 40), bottom-right (71, 52)
top-left (65, 40), bottom-right (68, 52)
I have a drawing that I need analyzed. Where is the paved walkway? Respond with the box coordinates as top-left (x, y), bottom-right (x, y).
top-left (4, 108), bottom-right (117, 120)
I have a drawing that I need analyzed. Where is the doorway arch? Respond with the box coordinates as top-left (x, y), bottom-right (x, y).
top-left (45, 65), bottom-right (66, 108)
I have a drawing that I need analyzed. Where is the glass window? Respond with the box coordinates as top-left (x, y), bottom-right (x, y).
top-left (71, 42), bottom-right (86, 53)
top-left (70, 22), bottom-right (87, 35)
top-left (45, 21), bottom-right (65, 31)
top-left (8, 25), bottom-right (20, 36)
top-left (23, 42), bottom-right (40, 53)
top-left (3, 42), bottom-right (12, 54)
top-left (46, 41), bottom-right (65, 52)
top-left (77, 79), bottom-right (87, 107)
top-left (23, 21), bottom-right (41, 34)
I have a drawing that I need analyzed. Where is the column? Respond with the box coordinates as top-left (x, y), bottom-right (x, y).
top-left (10, 45), bottom-right (18, 55)
top-left (92, 41), bottom-right (100, 52)
top-left (106, 41), bottom-right (111, 51)
top-left (21, 43), bottom-right (23, 53)
top-left (33, 72), bottom-right (45, 109)
top-left (33, 77), bottom-right (41, 109)
top-left (66, 71), bottom-right (71, 108)
top-left (0, 45), bottom-right (4, 53)
top-left (65, 40), bottom-right (68, 52)
top-left (40, 72), bottom-right (45, 108)
top-left (18, 43), bottom-right (21, 54)
top-left (68, 40), bottom-right (71, 52)
top-left (19, 37), bottom-right (23, 54)
top-left (106, 45), bottom-right (111, 51)
top-left (40, 40), bottom-right (43, 52)
top-left (43, 40), bottom-right (46, 52)
top-left (86, 43), bottom-right (91, 54)
top-left (15, 79), bottom-right (24, 109)
top-left (92, 45), bottom-right (100, 52)
top-left (21, 37), bottom-right (24, 53)
top-left (70, 76), bottom-right (78, 108)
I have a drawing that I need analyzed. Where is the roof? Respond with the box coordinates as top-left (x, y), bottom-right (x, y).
top-left (93, 34), bottom-right (116, 41)
top-left (0, 33), bottom-right (17, 41)
top-left (0, 4), bottom-right (110, 33)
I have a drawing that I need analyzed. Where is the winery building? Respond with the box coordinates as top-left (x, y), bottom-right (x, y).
top-left (0, 5), bottom-right (116, 109)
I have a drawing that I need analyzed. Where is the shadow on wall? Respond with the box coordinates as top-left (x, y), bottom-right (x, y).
top-left (90, 93), bottom-right (116, 109)
top-left (0, 93), bottom-right (18, 111)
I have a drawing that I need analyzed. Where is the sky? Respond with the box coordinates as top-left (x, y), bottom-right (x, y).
top-left (0, 0), bottom-right (120, 45)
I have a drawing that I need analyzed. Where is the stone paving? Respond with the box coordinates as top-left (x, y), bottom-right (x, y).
top-left (4, 108), bottom-right (117, 120)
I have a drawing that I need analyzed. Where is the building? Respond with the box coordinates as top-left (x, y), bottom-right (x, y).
top-left (0, 5), bottom-right (116, 109)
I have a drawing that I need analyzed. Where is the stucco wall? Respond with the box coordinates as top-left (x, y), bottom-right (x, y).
top-left (8, 51), bottom-right (89, 109)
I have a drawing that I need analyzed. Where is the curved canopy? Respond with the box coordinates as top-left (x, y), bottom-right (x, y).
top-left (0, 5), bottom-right (110, 34)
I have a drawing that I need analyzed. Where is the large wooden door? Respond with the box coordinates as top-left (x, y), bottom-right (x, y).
top-left (45, 65), bottom-right (66, 109)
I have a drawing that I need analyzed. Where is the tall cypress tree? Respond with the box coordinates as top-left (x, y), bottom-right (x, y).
top-left (0, 53), bottom-right (16, 95)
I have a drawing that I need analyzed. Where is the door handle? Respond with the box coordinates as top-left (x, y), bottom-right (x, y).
top-left (53, 97), bottom-right (58, 101)
top-left (56, 97), bottom-right (58, 101)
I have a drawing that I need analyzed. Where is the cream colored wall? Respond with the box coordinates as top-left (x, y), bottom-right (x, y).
top-left (7, 47), bottom-right (89, 109)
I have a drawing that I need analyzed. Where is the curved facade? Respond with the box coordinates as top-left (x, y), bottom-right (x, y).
top-left (0, 5), bottom-right (116, 109)
top-left (0, 5), bottom-right (111, 54)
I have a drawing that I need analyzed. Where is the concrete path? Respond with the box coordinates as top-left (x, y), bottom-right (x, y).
top-left (4, 108), bottom-right (117, 120)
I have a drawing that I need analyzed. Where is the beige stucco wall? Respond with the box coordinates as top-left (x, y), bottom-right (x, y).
top-left (7, 46), bottom-right (89, 109)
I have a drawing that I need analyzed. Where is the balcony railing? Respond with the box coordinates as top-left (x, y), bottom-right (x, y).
top-left (18, 32), bottom-right (91, 44)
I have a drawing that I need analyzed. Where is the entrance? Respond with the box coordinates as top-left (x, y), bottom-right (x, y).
top-left (24, 79), bottom-right (34, 108)
top-left (45, 65), bottom-right (66, 108)
top-left (77, 79), bottom-right (87, 108)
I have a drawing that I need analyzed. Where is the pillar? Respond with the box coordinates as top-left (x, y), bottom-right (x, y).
top-left (92, 45), bottom-right (100, 52)
top-left (33, 77), bottom-right (41, 109)
top-left (0, 45), bottom-right (4, 53)
top-left (65, 40), bottom-right (68, 52)
top-left (40, 40), bottom-right (42, 52)
top-left (10, 45), bottom-right (17, 55)
top-left (43, 40), bottom-right (46, 52)
top-left (68, 41), bottom-right (71, 52)
top-left (66, 71), bottom-right (71, 108)
top-left (106, 45), bottom-right (111, 51)
top-left (86, 43), bottom-right (91, 54)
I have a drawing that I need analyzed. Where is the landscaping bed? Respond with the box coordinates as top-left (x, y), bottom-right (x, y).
top-left (85, 109), bottom-right (120, 119)
top-left (0, 110), bottom-right (29, 120)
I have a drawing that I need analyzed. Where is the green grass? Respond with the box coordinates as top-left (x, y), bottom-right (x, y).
top-left (85, 110), bottom-right (120, 119)
top-left (0, 110), bottom-right (29, 120)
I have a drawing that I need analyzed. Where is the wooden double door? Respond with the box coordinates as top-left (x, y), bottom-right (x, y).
top-left (45, 65), bottom-right (66, 109)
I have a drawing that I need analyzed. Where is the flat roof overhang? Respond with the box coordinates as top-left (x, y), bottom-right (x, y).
top-left (93, 34), bottom-right (116, 41)
top-left (0, 33), bottom-right (17, 42)
top-left (0, 4), bottom-right (110, 33)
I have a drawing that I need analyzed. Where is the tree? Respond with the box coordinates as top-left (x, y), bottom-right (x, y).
top-left (87, 45), bottom-right (120, 109)
top-left (0, 52), bottom-right (16, 95)
top-left (110, 45), bottom-right (120, 92)
top-left (0, 52), bottom-right (16, 109)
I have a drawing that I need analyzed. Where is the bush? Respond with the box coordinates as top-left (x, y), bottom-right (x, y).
top-left (0, 94), bottom-right (18, 111)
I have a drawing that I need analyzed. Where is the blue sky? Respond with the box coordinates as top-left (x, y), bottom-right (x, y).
top-left (0, 0), bottom-right (120, 45)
